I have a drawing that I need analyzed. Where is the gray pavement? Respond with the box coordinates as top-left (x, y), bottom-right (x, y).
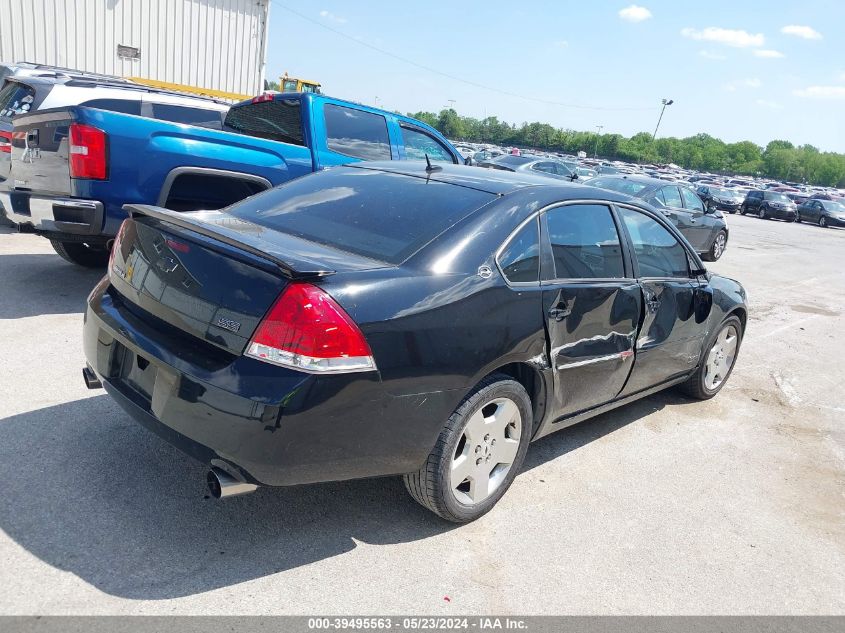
top-left (0, 215), bottom-right (843, 614)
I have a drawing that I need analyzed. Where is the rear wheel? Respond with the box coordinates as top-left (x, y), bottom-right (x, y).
top-left (795, 212), bottom-right (802, 223)
top-left (739, 204), bottom-right (748, 216)
top-left (702, 230), bottom-right (727, 261)
top-left (404, 374), bottom-right (532, 523)
top-left (679, 316), bottom-right (742, 400)
top-left (758, 206), bottom-right (767, 220)
top-left (50, 240), bottom-right (110, 268)
top-left (819, 216), bottom-right (828, 228)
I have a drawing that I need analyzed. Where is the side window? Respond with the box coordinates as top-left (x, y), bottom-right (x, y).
top-left (81, 98), bottom-right (142, 116)
top-left (150, 103), bottom-right (224, 129)
top-left (401, 126), bottom-right (455, 163)
top-left (552, 162), bottom-right (573, 177)
top-left (618, 207), bottom-right (690, 279)
top-left (545, 204), bottom-right (625, 279)
top-left (497, 219), bottom-right (540, 283)
top-left (660, 186), bottom-right (683, 208)
top-left (681, 187), bottom-right (705, 212)
top-left (324, 103), bottom-right (391, 160)
top-left (531, 162), bottom-right (557, 174)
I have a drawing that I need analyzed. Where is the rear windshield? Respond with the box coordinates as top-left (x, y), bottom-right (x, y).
top-left (0, 81), bottom-right (35, 119)
top-left (490, 155), bottom-right (533, 166)
top-left (224, 98), bottom-right (304, 146)
top-left (765, 192), bottom-right (790, 202)
top-left (590, 177), bottom-right (648, 196)
top-left (227, 167), bottom-right (494, 264)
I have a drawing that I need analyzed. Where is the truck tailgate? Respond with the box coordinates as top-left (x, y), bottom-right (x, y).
top-left (4, 109), bottom-right (73, 196)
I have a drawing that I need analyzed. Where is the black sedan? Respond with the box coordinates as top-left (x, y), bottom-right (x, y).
top-left (696, 185), bottom-right (745, 214)
top-left (796, 198), bottom-right (845, 228)
top-left (476, 154), bottom-right (578, 180)
top-left (588, 175), bottom-right (729, 261)
top-left (83, 163), bottom-right (747, 523)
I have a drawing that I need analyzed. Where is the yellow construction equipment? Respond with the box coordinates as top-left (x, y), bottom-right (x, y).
top-left (279, 72), bottom-right (321, 94)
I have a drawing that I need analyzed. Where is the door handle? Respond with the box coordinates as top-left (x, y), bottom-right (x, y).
top-left (549, 300), bottom-right (572, 321)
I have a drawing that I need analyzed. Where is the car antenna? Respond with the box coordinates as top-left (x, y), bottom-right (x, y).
top-left (425, 153), bottom-right (442, 173)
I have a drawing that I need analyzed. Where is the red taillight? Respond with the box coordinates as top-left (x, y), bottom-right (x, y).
top-left (246, 282), bottom-right (376, 374)
top-left (251, 93), bottom-right (274, 104)
top-left (0, 131), bottom-right (10, 154)
top-left (69, 123), bottom-right (107, 179)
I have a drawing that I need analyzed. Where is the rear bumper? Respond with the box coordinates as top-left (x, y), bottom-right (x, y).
top-left (83, 280), bottom-right (456, 487)
top-left (0, 186), bottom-right (104, 235)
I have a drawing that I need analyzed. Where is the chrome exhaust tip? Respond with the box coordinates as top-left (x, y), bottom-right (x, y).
top-left (206, 467), bottom-right (258, 499)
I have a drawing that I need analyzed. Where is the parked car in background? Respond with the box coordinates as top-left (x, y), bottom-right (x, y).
top-left (696, 185), bottom-right (745, 214)
top-left (588, 175), bottom-right (729, 261)
top-left (1, 92), bottom-right (462, 267)
top-left (740, 190), bottom-right (797, 221)
top-left (476, 154), bottom-right (577, 180)
top-left (82, 162), bottom-right (747, 523)
top-left (796, 198), bottom-right (845, 228)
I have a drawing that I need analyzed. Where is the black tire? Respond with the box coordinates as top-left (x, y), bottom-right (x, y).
top-left (702, 229), bottom-right (727, 262)
top-left (819, 216), bottom-right (828, 228)
top-left (679, 315), bottom-right (743, 400)
top-left (758, 206), bottom-right (767, 220)
top-left (795, 212), bottom-right (802, 223)
top-left (739, 204), bottom-right (747, 216)
top-left (403, 373), bottom-right (532, 523)
top-left (50, 240), bottom-right (110, 268)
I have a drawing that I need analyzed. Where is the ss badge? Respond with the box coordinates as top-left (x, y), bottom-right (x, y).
top-left (215, 316), bottom-right (242, 333)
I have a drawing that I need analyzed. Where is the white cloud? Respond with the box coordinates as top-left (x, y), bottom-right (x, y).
top-left (756, 99), bottom-right (784, 110)
top-left (681, 27), bottom-right (765, 48)
top-left (723, 78), bottom-right (762, 92)
top-left (699, 50), bottom-right (727, 60)
top-left (319, 9), bottom-right (347, 24)
top-left (781, 25), bottom-right (822, 40)
top-left (793, 85), bottom-right (845, 99)
top-left (754, 49), bottom-right (785, 58)
top-left (619, 5), bottom-right (652, 23)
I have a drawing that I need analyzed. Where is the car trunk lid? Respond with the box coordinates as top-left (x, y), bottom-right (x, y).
top-left (110, 205), bottom-right (383, 355)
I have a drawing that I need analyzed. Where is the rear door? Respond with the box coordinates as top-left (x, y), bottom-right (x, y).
top-left (654, 185), bottom-right (698, 245)
top-left (616, 205), bottom-right (706, 396)
top-left (541, 202), bottom-right (641, 419)
top-left (680, 186), bottom-right (714, 250)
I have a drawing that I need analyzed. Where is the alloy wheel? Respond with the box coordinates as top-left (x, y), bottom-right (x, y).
top-left (820, 216), bottom-right (827, 228)
top-left (704, 324), bottom-right (739, 391)
top-left (712, 233), bottom-right (727, 259)
top-left (758, 208), bottom-right (766, 219)
top-left (450, 397), bottom-right (522, 505)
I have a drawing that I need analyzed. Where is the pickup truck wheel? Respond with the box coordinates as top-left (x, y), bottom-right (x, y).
top-left (679, 316), bottom-right (743, 400)
top-left (403, 374), bottom-right (531, 523)
top-left (50, 240), bottom-right (110, 268)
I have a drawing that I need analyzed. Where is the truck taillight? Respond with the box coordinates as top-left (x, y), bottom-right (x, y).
top-left (246, 282), bottom-right (376, 374)
top-left (251, 93), bottom-right (274, 104)
top-left (0, 131), bottom-right (10, 154)
top-left (69, 123), bottom-right (107, 180)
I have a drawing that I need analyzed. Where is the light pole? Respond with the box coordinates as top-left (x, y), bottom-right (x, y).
top-left (594, 125), bottom-right (604, 158)
top-left (652, 98), bottom-right (674, 141)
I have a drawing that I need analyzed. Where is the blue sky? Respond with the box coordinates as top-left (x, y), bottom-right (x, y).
top-left (266, 1), bottom-right (845, 152)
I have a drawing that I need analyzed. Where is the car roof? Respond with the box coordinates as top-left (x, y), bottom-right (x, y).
top-left (348, 161), bottom-right (636, 201)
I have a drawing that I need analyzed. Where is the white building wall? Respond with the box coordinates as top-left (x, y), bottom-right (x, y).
top-left (0, 0), bottom-right (270, 94)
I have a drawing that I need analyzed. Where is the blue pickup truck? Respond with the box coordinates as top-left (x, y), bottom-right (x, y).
top-left (0, 92), bottom-right (462, 266)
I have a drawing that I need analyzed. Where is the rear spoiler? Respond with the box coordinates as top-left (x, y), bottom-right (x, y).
top-left (123, 204), bottom-right (336, 280)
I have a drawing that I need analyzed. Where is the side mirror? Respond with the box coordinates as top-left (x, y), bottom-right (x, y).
top-left (464, 156), bottom-right (473, 166)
